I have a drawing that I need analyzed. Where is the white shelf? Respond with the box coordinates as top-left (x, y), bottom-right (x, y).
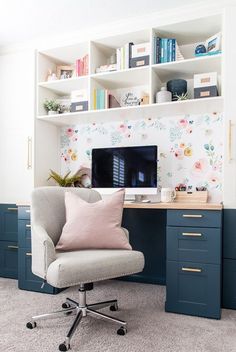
top-left (38, 75), bottom-right (88, 95)
top-left (90, 65), bottom-right (149, 89)
top-left (152, 54), bottom-right (222, 81)
top-left (37, 97), bottom-right (223, 126)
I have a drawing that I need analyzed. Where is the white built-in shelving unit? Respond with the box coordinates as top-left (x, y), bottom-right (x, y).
top-left (37, 14), bottom-right (223, 126)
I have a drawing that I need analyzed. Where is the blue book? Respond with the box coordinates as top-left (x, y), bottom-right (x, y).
top-left (153, 37), bottom-right (157, 64)
top-left (167, 39), bottom-right (171, 62)
top-left (171, 39), bottom-right (176, 61)
top-left (100, 90), bottom-right (105, 109)
top-left (163, 39), bottom-right (168, 63)
top-left (160, 39), bottom-right (164, 63)
top-left (156, 37), bottom-right (161, 64)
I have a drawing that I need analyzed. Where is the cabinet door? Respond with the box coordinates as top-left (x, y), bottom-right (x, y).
top-left (166, 260), bottom-right (221, 319)
top-left (0, 50), bottom-right (35, 204)
top-left (0, 241), bottom-right (18, 279)
top-left (223, 6), bottom-right (236, 208)
top-left (0, 205), bottom-right (18, 241)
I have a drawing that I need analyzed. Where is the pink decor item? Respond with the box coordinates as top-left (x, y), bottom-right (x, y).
top-left (56, 189), bottom-right (131, 251)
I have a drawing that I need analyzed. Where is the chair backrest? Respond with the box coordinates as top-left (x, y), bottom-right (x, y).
top-left (31, 187), bottom-right (101, 245)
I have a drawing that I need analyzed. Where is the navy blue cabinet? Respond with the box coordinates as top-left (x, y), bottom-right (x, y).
top-left (18, 206), bottom-right (61, 294)
top-left (122, 209), bottom-right (166, 285)
top-left (222, 209), bottom-right (236, 309)
top-left (166, 209), bottom-right (222, 319)
top-left (0, 204), bottom-right (18, 279)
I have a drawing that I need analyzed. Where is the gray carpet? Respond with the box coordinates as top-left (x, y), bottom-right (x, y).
top-left (1, 278), bottom-right (236, 352)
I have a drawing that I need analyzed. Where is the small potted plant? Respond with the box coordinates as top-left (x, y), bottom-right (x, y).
top-left (43, 99), bottom-right (61, 115)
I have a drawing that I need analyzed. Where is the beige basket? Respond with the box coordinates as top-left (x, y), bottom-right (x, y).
top-left (175, 191), bottom-right (208, 203)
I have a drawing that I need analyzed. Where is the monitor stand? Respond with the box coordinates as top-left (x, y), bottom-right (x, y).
top-left (125, 194), bottom-right (160, 204)
top-left (125, 195), bottom-right (151, 203)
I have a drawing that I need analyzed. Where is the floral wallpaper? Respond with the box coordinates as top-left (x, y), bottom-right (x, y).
top-left (60, 112), bottom-right (223, 202)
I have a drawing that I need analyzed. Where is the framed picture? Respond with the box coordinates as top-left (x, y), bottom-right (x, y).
top-left (205, 32), bottom-right (221, 53)
top-left (56, 65), bottom-right (74, 80)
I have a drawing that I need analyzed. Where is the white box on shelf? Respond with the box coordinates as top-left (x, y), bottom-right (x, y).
top-left (194, 72), bottom-right (217, 88)
top-left (71, 89), bottom-right (88, 102)
top-left (131, 42), bottom-right (150, 58)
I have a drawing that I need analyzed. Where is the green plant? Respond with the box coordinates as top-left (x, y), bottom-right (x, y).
top-left (174, 92), bottom-right (189, 101)
top-left (43, 99), bottom-right (61, 112)
top-left (47, 169), bottom-right (82, 187)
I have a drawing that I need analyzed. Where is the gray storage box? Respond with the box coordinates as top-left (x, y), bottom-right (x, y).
top-left (194, 86), bottom-right (218, 99)
top-left (130, 55), bottom-right (149, 68)
top-left (71, 101), bottom-right (88, 112)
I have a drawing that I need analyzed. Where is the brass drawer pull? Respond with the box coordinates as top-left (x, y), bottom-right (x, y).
top-left (8, 245), bottom-right (18, 249)
top-left (182, 232), bottom-right (202, 237)
top-left (182, 214), bottom-right (203, 218)
top-left (7, 208), bottom-right (18, 211)
top-left (26, 252), bottom-right (32, 256)
top-left (26, 224), bottom-right (31, 228)
top-left (25, 209), bottom-right (31, 213)
top-left (182, 267), bottom-right (202, 273)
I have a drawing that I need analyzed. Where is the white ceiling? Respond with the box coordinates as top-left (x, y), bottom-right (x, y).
top-left (0, 0), bottom-right (213, 49)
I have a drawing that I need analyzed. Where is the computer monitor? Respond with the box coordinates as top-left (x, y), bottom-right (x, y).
top-left (91, 145), bottom-right (158, 195)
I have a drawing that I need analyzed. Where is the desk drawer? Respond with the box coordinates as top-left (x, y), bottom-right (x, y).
top-left (167, 210), bottom-right (221, 228)
top-left (18, 206), bottom-right (30, 220)
top-left (167, 226), bottom-right (221, 264)
top-left (165, 260), bottom-right (221, 319)
top-left (18, 220), bottom-right (31, 249)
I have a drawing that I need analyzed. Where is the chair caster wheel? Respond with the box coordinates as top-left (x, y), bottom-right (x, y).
top-left (117, 326), bottom-right (127, 335)
top-left (110, 304), bottom-right (118, 311)
top-left (62, 302), bottom-right (73, 315)
top-left (62, 302), bottom-right (71, 309)
top-left (26, 321), bottom-right (37, 329)
top-left (59, 342), bottom-right (70, 351)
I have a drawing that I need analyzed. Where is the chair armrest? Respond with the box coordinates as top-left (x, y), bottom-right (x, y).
top-left (121, 227), bottom-right (129, 241)
top-left (31, 225), bottom-right (56, 280)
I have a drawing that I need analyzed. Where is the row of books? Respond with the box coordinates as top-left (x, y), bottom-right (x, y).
top-left (153, 37), bottom-right (184, 64)
top-left (93, 89), bottom-right (120, 110)
top-left (116, 42), bottom-right (134, 70)
top-left (76, 54), bottom-right (89, 76)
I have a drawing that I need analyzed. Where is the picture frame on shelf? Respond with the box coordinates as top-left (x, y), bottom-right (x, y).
top-left (205, 32), bottom-right (221, 53)
top-left (56, 65), bottom-right (74, 80)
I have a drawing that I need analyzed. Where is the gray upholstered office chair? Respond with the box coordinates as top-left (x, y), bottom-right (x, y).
top-left (26, 187), bottom-right (144, 351)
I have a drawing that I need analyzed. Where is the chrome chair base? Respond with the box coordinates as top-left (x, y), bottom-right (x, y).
top-left (26, 284), bottom-right (127, 351)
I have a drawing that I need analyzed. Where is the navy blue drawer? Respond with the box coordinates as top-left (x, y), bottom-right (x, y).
top-left (167, 226), bottom-right (221, 264)
top-left (18, 206), bottom-right (30, 220)
top-left (223, 209), bottom-right (236, 259)
top-left (222, 259), bottom-right (236, 309)
top-left (166, 260), bottom-right (221, 319)
top-left (18, 219), bottom-right (31, 249)
top-left (167, 210), bottom-right (222, 228)
top-left (0, 204), bottom-right (18, 241)
top-left (0, 241), bottom-right (18, 279)
top-left (18, 248), bottom-right (60, 294)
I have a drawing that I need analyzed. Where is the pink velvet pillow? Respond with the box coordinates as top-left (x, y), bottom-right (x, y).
top-left (56, 189), bottom-right (131, 251)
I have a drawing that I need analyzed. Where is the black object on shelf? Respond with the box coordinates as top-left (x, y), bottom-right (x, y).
top-left (167, 79), bottom-right (187, 101)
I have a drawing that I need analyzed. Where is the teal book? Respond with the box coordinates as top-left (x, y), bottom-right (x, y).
top-left (100, 90), bottom-right (105, 109)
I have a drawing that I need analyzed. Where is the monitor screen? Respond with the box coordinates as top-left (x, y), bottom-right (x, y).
top-left (91, 145), bottom-right (157, 188)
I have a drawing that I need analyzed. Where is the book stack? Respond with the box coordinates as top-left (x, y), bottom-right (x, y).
top-left (75, 54), bottom-right (89, 76)
top-left (93, 89), bottom-right (120, 110)
top-left (96, 63), bottom-right (117, 73)
top-left (116, 42), bottom-right (134, 70)
top-left (153, 37), bottom-right (177, 64)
